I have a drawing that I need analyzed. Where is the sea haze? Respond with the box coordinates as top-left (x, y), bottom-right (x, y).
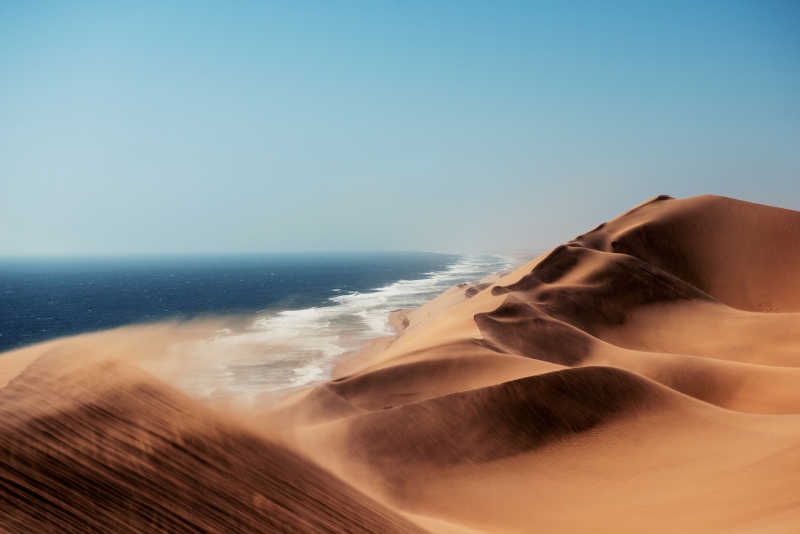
top-left (0, 252), bottom-right (511, 396)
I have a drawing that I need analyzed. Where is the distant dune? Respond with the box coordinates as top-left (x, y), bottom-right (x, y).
top-left (3, 194), bottom-right (800, 533)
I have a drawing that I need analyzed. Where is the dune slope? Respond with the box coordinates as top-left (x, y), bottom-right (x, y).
top-left (0, 355), bottom-right (424, 534)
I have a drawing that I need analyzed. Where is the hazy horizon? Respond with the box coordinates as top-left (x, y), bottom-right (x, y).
top-left (2, 1), bottom-right (798, 256)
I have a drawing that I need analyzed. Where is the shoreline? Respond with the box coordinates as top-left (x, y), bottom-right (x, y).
top-left (329, 268), bottom-right (516, 380)
top-left (0, 253), bottom-right (519, 399)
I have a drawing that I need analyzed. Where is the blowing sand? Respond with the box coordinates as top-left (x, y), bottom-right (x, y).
top-left (2, 194), bottom-right (800, 533)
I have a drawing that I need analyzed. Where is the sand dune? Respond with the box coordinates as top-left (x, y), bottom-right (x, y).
top-left (575, 195), bottom-right (800, 311)
top-left (2, 194), bottom-right (800, 532)
top-left (278, 195), bottom-right (800, 532)
top-left (0, 351), bottom-right (423, 533)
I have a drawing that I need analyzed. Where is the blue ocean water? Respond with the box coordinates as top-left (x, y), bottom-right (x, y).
top-left (0, 253), bottom-right (511, 395)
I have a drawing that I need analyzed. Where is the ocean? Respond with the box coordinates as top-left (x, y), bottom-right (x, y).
top-left (0, 252), bottom-right (512, 396)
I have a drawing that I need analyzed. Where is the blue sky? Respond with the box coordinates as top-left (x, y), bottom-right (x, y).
top-left (1, 1), bottom-right (798, 255)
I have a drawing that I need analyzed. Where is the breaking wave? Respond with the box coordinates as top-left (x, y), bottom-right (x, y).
top-left (175, 254), bottom-right (512, 398)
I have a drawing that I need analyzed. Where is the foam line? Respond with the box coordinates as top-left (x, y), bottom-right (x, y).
top-left (176, 254), bottom-right (512, 398)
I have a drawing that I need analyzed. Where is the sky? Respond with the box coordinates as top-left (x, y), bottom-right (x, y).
top-left (1, 1), bottom-right (798, 256)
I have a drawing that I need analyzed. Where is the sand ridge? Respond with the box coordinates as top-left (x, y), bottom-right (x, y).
top-left (276, 195), bottom-right (800, 532)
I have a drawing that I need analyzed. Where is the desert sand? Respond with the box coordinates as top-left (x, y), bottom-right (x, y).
top-left (2, 194), bottom-right (800, 533)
